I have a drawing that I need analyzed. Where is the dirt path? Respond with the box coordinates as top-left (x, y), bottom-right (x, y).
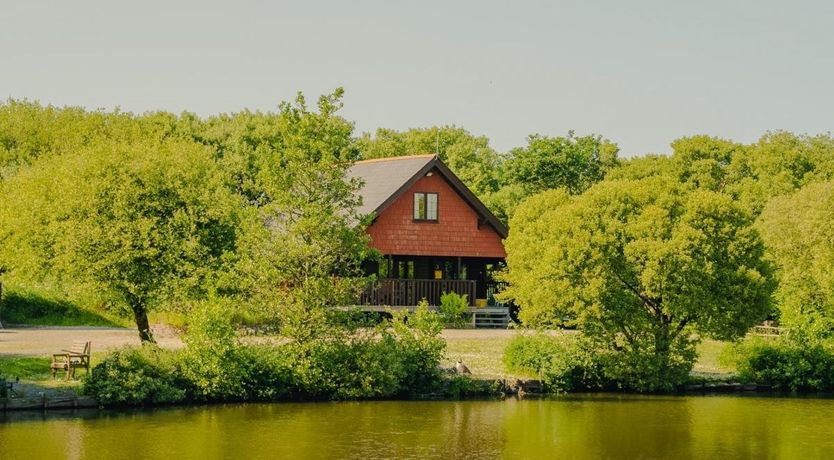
top-left (0, 326), bottom-right (183, 356)
top-left (0, 326), bottom-right (524, 357)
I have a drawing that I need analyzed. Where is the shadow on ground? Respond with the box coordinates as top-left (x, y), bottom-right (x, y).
top-left (1, 290), bottom-right (122, 327)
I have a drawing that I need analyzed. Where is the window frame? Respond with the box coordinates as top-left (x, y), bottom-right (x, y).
top-left (413, 192), bottom-right (439, 223)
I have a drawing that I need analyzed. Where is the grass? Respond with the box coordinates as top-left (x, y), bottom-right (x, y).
top-left (0, 356), bottom-right (53, 381)
top-left (444, 332), bottom-right (735, 380)
top-left (0, 282), bottom-right (128, 327)
top-left (693, 339), bottom-right (734, 376)
top-left (444, 336), bottom-right (519, 378)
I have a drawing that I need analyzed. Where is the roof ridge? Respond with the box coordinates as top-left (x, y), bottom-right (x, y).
top-left (353, 154), bottom-right (437, 165)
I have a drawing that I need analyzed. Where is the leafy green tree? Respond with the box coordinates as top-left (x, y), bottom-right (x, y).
top-left (502, 177), bottom-right (773, 390)
top-left (729, 132), bottom-right (834, 215)
top-left (757, 181), bottom-right (834, 340)
top-left (502, 132), bottom-right (619, 195)
top-left (607, 154), bottom-right (675, 181)
top-left (669, 135), bottom-right (742, 192)
top-left (491, 132), bottom-right (618, 222)
top-left (231, 90), bottom-right (373, 336)
top-left (0, 138), bottom-right (240, 342)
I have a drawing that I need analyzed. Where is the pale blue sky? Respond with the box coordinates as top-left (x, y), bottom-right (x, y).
top-left (2, 0), bottom-right (833, 155)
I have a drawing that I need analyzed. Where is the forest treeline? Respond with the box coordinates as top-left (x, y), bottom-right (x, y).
top-left (2, 91), bottom-right (834, 392)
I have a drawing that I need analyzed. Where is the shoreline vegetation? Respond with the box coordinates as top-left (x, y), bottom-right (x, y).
top-left (3, 94), bottom-right (834, 409)
top-left (2, 324), bottom-right (830, 412)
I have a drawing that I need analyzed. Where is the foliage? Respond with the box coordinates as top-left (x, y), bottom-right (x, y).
top-left (502, 131), bottom-right (619, 196)
top-left (0, 137), bottom-right (241, 341)
top-left (388, 304), bottom-right (446, 393)
top-left (502, 177), bottom-right (773, 391)
top-left (231, 91), bottom-right (372, 330)
top-left (757, 181), bottom-right (834, 340)
top-left (439, 292), bottom-right (470, 327)
top-left (503, 334), bottom-right (606, 392)
top-left (84, 303), bottom-right (446, 405)
top-left (83, 346), bottom-right (188, 406)
top-left (727, 337), bottom-right (834, 392)
top-left (484, 131), bottom-right (618, 222)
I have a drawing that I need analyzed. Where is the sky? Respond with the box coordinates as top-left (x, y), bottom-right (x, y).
top-left (2, 0), bottom-right (833, 156)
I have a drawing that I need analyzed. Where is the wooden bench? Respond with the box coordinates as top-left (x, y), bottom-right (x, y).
top-left (51, 341), bottom-right (91, 381)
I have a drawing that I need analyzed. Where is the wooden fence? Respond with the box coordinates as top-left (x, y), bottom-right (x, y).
top-left (359, 279), bottom-right (477, 307)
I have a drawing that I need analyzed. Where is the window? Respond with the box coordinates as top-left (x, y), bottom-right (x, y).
top-left (413, 192), bottom-right (438, 221)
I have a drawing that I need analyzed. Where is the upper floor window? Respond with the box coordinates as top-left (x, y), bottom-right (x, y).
top-left (413, 192), bottom-right (438, 221)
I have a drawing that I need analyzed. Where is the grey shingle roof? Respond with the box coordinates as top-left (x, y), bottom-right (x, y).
top-left (346, 154), bottom-right (436, 216)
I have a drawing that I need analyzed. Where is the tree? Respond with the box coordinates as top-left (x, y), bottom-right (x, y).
top-left (491, 132), bottom-right (618, 222)
top-left (230, 90), bottom-right (373, 336)
top-left (0, 137), bottom-right (240, 342)
top-left (502, 132), bottom-right (619, 195)
top-left (501, 177), bottom-right (773, 390)
top-left (757, 181), bottom-right (834, 340)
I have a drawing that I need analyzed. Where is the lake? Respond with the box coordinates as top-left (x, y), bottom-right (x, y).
top-left (2, 395), bottom-right (833, 459)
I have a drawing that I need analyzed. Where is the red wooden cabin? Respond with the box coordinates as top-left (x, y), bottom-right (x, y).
top-left (348, 154), bottom-right (508, 310)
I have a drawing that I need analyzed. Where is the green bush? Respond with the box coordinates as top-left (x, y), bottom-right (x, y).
top-left (389, 305), bottom-right (446, 394)
top-left (503, 334), bottom-right (606, 392)
top-left (285, 305), bottom-right (446, 400)
top-left (439, 292), bottom-right (469, 327)
top-left (83, 302), bottom-right (447, 405)
top-left (83, 346), bottom-right (187, 405)
top-left (728, 338), bottom-right (834, 391)
top-left (594, 334), bottom-right (697, 393)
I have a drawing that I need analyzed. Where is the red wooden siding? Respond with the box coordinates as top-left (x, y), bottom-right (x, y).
top-left (366, 171), bottom-right (506, 258)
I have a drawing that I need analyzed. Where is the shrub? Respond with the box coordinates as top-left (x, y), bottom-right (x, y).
top-left (593, 334), bottom-right (697, 393)
top-left (389, 305), bottom-right (446, 394)
top-left (503, 333), bottom-right (606, 392)
top-left (179, 300), bottom-right (296, 401)
top-left (178, 300), bottom-right (246, 401)
top-left (234, 344), bottom-right (295, 401)
top-left (285, 305), bottom-right (446, 400)
top-left (83, 346), bottom-right (187, 405)
top-left (728, 338), bottom-right (834, 391)
top-left (439, 292), bottom-right (469, 327)
top-left (84, 301), bottom-right (448, 405)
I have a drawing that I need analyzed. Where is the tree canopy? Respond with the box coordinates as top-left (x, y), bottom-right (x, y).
top-left (757, 181), bottom-right (834, 340)
top-left (0, 90), bottom-right (371, 342)
top-left (502, 177), bottom-right (773, 390)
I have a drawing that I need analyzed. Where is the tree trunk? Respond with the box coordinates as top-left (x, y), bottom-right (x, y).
top-left (131, 301), bottom-right (155, 344)
top-left (654, 326), bottom-right (672, 374)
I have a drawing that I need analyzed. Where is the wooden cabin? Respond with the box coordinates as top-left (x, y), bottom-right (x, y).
top-left (347, 154), bottom-right (510, 325)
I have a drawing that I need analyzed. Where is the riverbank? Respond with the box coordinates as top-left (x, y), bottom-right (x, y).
top-left (0, 326), bottom-right (735, 380)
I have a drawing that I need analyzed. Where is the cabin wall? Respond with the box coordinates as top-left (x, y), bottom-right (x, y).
top-left (366, 171), bottom-right (506, 258)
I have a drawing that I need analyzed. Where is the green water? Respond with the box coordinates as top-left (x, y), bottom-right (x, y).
top-left (2, 395), bottom-right (833, 459)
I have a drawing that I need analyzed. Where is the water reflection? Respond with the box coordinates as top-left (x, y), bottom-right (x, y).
top-left (1, 395), bottom-right (833, 459)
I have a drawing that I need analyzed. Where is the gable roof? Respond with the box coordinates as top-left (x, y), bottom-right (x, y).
top-left (347, 154), bottom-right (509, 238)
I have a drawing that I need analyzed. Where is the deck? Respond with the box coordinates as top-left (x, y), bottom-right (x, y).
top-left (355, 278), bottom-right (510, 328)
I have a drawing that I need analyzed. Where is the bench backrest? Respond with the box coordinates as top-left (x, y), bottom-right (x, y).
top-left (67, 341), bottom-right (91, 356)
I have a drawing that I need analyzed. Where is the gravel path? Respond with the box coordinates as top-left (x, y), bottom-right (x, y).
top-left (0, 326), bottom-right (183, 356)
top-left (0, 326), bottom-right (522, 357)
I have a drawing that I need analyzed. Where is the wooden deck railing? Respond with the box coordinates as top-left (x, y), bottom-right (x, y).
top-left (484, 281), bottom-right (507, 304)
top-left (359, 279), bottom-right (477, 307)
